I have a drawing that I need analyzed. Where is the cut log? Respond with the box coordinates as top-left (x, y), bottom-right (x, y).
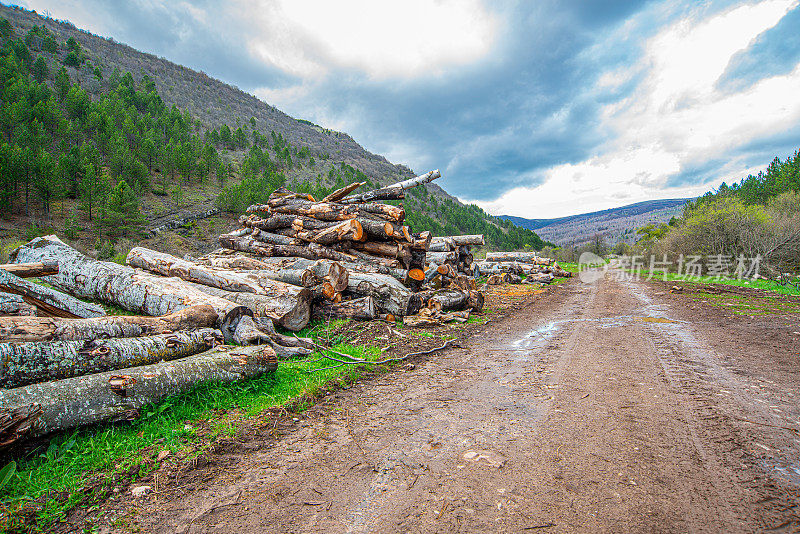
top-left (0, 345), bottom-right (277, 444)
top-left (0, 264), bottom-right (106, 319)
top-left (278, 219), bottom-right (364, 244)
top-left (253, 197), bottom-right (406, 223)
top-left (232, 316), bottom-right (312, 358)
top-left (313, 296), bottom-right (377, 321)
top-left (353, 241), bottom-right (412, 268)
top-left (339, 170), bottom-right (440, 204)
top-left (0, 328), bottom-right (219, 389)
top-left (484, 252), bottom-right (551, 265)
top-left (127, 247), bottom-right (312, 327)
top-left (468, 290), bottom-right (484, 312)
top-left (322, 181), bottom-right (366, 202)
top-left (347, 271), bottom-right (422, 316)
top-left (11, 235), bottom-right (243, 322)
top-left (0, 305), bottom-right (218, 343)
top-left (0, 291), bottom-right (36, 316)
top-left (219, 233), bottom-right (359, 263)
top-left (427, 241), bottom-right (452, 253)
top-left (426, 251), bottom-right (457, 265)
top-left (250, 228), bottom-right (302, 247)
top-left (183, 282), bottom-right (308, 331)
top-left (424, 289), bottom-right (469, 311)
top-left (0, 261), bottom-right (58, 278)
top-left (246, 257), bottom-right (349, 292)
top-left (449, 235), bottom-right (485, 246)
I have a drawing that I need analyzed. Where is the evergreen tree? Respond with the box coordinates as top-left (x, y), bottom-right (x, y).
top-left (103, 179), bottom-right (144, 236)
top-left (32, 55), bottom-right (47, 82)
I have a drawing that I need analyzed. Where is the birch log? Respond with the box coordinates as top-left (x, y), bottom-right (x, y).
top-left (126, 247), bottom-right (311, 327)
top-left (0, 292), bottom-right (36, 316)
top-left (11, 236), bottom-right (245, 323)
top-left (0, 345), bottom-right (277, 443)
top-left (0, 328), bottom-right (219, 388)
top-left (0, 265), bottom-right (106, 318)
top-left (339, 170), bottom-right (440, 204)
top-left (0, 305), bottom-right (218, 343)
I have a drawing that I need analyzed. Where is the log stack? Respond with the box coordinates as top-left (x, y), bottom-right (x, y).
top-left (477, 251), bottom-right (572, 283)
top-left (426, 235), bottom-right (483, 277)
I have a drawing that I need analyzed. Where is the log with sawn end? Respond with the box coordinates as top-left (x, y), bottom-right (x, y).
top-left (0, 328), bottom-right (219, 389)
top-left (347, 271), bottom-right (422, 316)
top-left (313, 296), bottom-right (377, 321)
top-left (250, 198), bottom-right (405, 223)
top-left (219, 233), bottom-right (360, 263)
top-left (0, 261), bottom-right (58, 278)
top-left (0, 305), bottom-right (218, 343)
top-left (0, 345), bottom-right (277, 444)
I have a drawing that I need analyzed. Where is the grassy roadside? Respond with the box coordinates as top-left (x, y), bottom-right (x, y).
top-left (0, 319), bottom-right (391, 531)
top-left (630, 270), bottom-right (800, 296)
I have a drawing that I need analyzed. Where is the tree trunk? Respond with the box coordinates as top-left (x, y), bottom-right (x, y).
top-left (126, 247), bottom-right (312, 326)
top-left (420, 288), bottom-right (469, 311)
top-left (0, 292), bottom-right (36, 316)
top-left (426, 251), bottom-right (457, 265)
top-left (0, 328), bottom-right (219, 389)
top-left (276, 219), bottom-right (364, 244)
top-left (353, 241), bottom-right (412, 268)
top-left (447, 235), bottom-right (485, 246)
top-left (11, 235), bottom-right (242, 322)
top-left (219, 233), bottom-right (359, 263)
top-left (427, 241), bottom-right (452, 252)
top-left (245, 256), bottom-right (350, 292)
top-left (0, 261), bottom-right (58, 278)
top-left (250, 228), bottom-right (302, 247)
top-left (347, 271), bottom-right (422, 316)
top-left (252, 198), bottom-right (405, 223)
top-left (0, 345), bottom-right (277, 444)
top-left (0, 264), bottom-right (106, 319)
top-left (0, 305), bottom-right (218, 343)
top-left (484, 252), bottom-right (551, 265)
top-left (184, 282), bottom-right (309, 331)
top-left (339, 170), bottom-right (440, 203)
top-left (313, 296), bottom-right (377, 321)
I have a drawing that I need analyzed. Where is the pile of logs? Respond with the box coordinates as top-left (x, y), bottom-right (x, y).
top-left (0, 171), bottom-right (491, 445)
top-left (478, 251), bottom-right (572, 284)
top-left (426, 235), bottom-right (484, 277)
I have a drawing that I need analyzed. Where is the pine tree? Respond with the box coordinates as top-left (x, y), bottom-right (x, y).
top-left (32, 55), bottom-right (47, 82)
top-left (103, 179), bottom-right (144, 236)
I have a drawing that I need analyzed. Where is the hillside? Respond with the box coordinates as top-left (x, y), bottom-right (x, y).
top-left (502, 198), bottom-right (690, 246)
top-left (0, 3), bottom-right (549, 261)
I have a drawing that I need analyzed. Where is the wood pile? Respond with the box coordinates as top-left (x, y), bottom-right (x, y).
top-left (478, 251), bottom-right (572, 283)
top-left (0, 171), bottom-right (489, 444)
top-left (426, 234), bottom-right (483, 278)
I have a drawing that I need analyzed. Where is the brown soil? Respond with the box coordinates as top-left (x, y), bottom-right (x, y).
top-left (78, 275), bottom-right (800, 533)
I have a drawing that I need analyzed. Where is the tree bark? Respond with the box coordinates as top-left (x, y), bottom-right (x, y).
top-left (353, 241), bottom-right (412, 268)
top-left (313, 296), bottom-right (377, 321)
top-left (0, 328), bottom-right (219, 389)
top-left (127, 247), bottom-right (312, 326)
top-left (0, 291), bottom-right (36, 316)
top-left (219, 233), bottom-right (360, 263)
top-left (0, 305), bottom-right (218, 343)
top-left (0, 345), bottom-right (277, 444)
top-left (277, 219), bottom-right (364, 244)
top-left (252, 198), bottom-right (405, 223)
top-left (426, 251), bottom-right (457, 265)
top-left (11, 235), bottom-right (243, 322)
top-left (339, 170), bottom-right (440, 204)
top-left (250, 228), bottom-right (302, 247)
top-left (0, 263), bottom-right (106, 319)
top-left (446, 235), bottom-right (485, 246)
top-left (0, 261), bottom-right (58, 278)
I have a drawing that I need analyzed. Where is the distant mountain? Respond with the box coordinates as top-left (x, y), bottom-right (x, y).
top-left (501, 198), bottom-right (691, 246)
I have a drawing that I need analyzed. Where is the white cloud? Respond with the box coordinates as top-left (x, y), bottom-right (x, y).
top-left (239, 0), bottom-right (499, 79)
top-left (475, 0), bottom-right (800, 218)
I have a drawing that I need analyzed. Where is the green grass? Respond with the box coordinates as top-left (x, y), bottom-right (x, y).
top-left (557, 262), bottom-right (579, 273)
top-left (0, 319), bottom-right (389, 530)
top-left (633, 270), bottom-right (800, 296)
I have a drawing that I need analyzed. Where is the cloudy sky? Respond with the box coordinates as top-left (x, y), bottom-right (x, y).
top-left (18, 0), bottom-right (800, 218)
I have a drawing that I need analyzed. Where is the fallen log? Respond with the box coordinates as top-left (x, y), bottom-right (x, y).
top-left (0, 328), bottom-right (219, 389)
top-left (347, 271), bottom-right (422, 316)
top-left (12, 237), bottom-right (249, 336)
top-left (313, 296), bottom-right (377, 321)
top-left (0, 261), bottom-right (58, 278)
top-left (127, 247), bottom-right (312, 326)
top-left (339, 170), bottom-right (440, 204)
top-left (0, 345), bottom-right (277, 444)
top-left (0, 264), bottom-right (106, 319)
top-left (219, 233), bottom-right (359, 263)
top-left (230, 315), bottom-right (311, 359)
top-left (0, 305), bottom-right (218, 343)
top-left (184, 282), bottom-right (309, 331)
top-left (0, 291), bottom-right (36, 316)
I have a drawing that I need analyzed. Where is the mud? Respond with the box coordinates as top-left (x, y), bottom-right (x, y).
top-left (82, 274), bottom-right (800, 533)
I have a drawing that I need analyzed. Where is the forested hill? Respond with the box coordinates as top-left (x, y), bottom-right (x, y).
top-left (0, 4), bottom-right (549, 259)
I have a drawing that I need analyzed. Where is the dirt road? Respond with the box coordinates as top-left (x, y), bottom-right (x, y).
top-left (121, 274), bottom-right (800, 533)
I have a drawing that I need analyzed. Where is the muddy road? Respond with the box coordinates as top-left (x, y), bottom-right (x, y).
top-left (113, 274), bottom-right (800, 533)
